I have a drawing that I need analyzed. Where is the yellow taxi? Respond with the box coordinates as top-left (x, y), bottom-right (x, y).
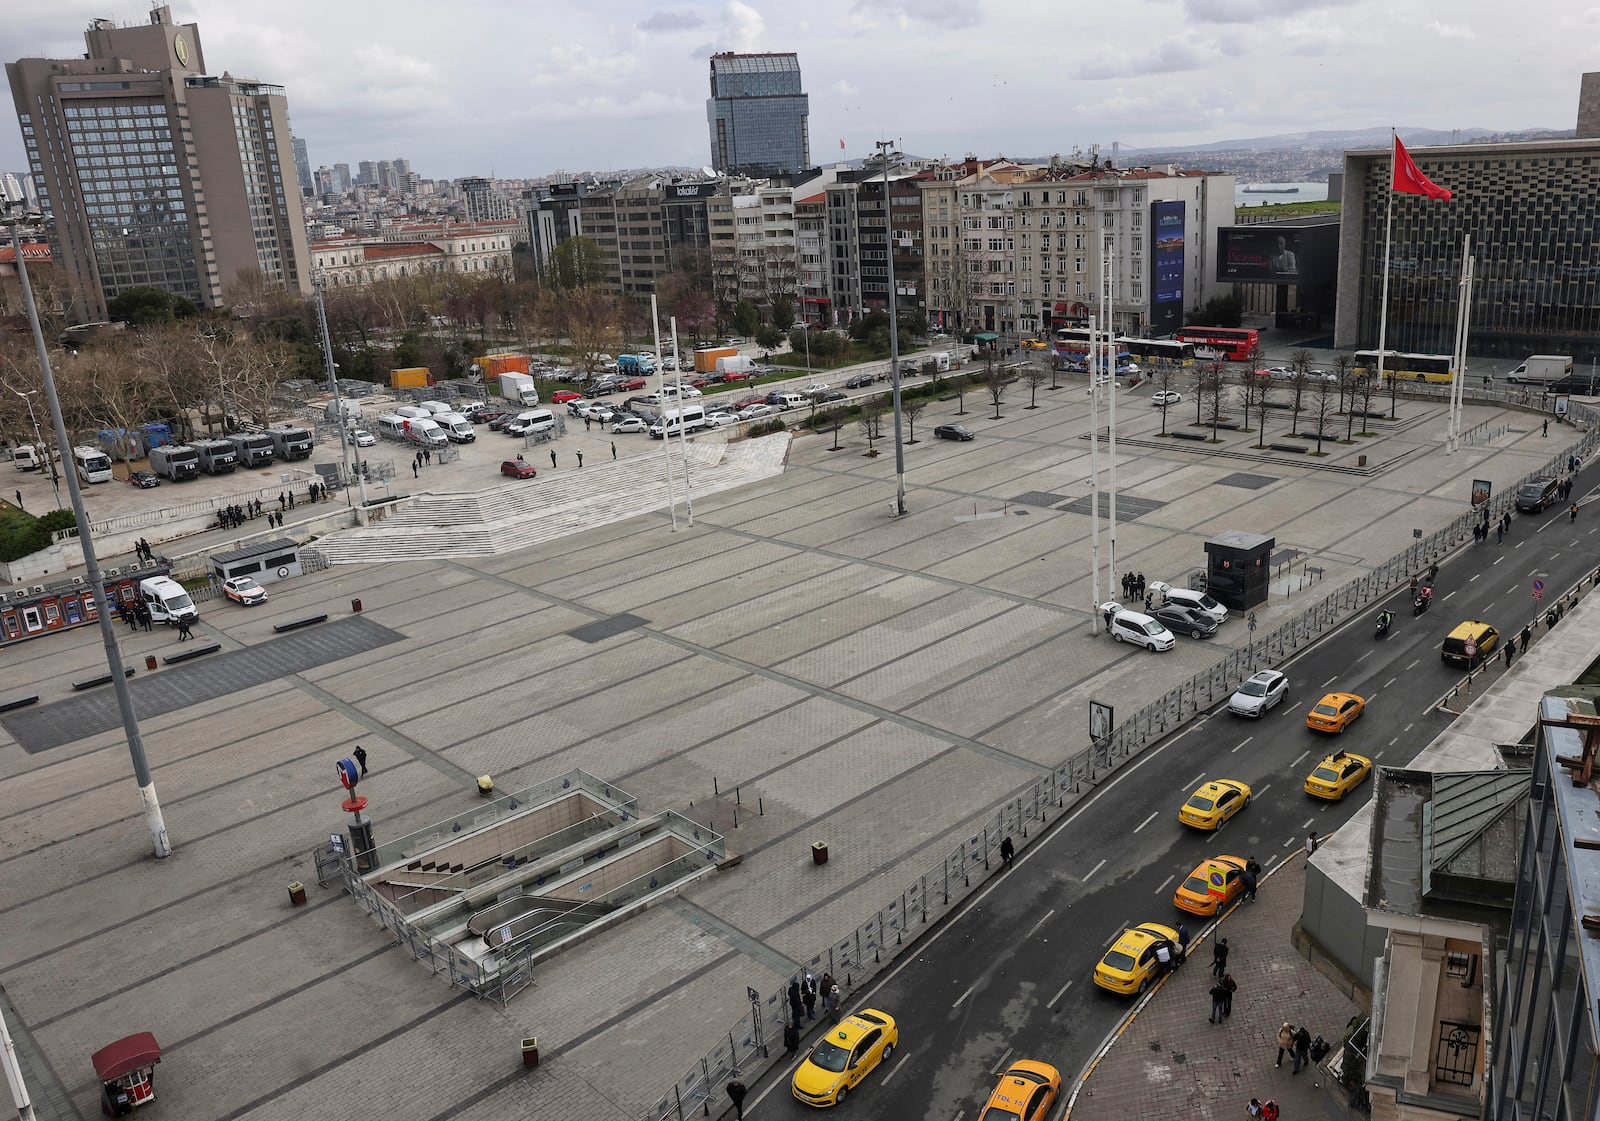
top-left (1172, 855), bottom-right (1248, 917)
top-left (1305, 692), bottom-right (1366, 734)
top-left (792, 1008), bottom-right (899, 1107)
top-left (1178, 779), bottom-right (1252, 830)
top-left (1303, 751), bottom-right (1374, 801)
top-left (977, 1059), bottom-right (1062, 1121)
top-left (1093, 922), bottom-right (1180, 995)
top-left (1021, 337), bottom-right (1048, 350)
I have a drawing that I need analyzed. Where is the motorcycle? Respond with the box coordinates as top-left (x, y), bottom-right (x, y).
top-left (1375, 614), bottom-right (1393, 639)
top-left (1413, 593), bottom-right (1431, 617)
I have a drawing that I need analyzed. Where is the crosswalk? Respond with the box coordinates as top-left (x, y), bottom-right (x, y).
top-left (312, 433), bottom-right (790, 564)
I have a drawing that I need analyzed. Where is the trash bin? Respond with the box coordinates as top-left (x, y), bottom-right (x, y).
top-left (145, 655), bottom-right (157, 670)
top-left (520, 1038), bottom-right (540, 1067)
top-left (1358, 455), bottom-right (1367, 467)
top-left (811, 841), bottom-right (829, 866)
top-left (477, 775), bottom-right (494, 798)
top-left (287, 881), bottom-right (307, 906)
top-left (351, 598), bottom-right (362, 613)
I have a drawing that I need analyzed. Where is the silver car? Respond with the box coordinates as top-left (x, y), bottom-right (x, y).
top-left (1229, 670), bottom-right (1289, 717)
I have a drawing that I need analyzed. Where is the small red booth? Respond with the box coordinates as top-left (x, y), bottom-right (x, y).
top-left (93, 1032), bottom-right (161, 1116)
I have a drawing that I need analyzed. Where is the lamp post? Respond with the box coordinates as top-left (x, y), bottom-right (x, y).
top-left (877, 138), bottom-right (907, 516)
top-left (12, 388), bottom-right (60, 508)
top-left (312, 274), bottom-right (361, 508)
top-left (1, 186), bottom-right (170, 857)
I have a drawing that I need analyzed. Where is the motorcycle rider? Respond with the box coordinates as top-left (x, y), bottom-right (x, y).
top-left (1376, 608), bottom-right (1395, 634)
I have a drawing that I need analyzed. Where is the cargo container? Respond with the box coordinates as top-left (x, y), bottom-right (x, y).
top-left (148, 444), bottom-right (200, 481)
top-left (473, 353), bottom-right (531, 377)
top-left (694, 346), bottom-right (738, 374)
top-left (390, 367), bottom-right (433, 389)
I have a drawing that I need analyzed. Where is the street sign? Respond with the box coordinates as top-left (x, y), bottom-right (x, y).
top-left (1464, 640), bottom-right (1477, 658)
top-left (1533, 579), bottom-right (1545, 601)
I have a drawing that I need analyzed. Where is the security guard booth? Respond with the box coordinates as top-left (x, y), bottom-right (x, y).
top-left (209, 537), bottom-right (305, 586)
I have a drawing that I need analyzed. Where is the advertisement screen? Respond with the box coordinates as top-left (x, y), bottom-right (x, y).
top-left (1150, 201), bottom-right (1185, 335)
top-left (1217, 227), bottom-right (1326, 282)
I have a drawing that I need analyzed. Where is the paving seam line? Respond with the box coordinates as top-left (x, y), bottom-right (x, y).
top-left (1060, 837), bottom-right (1328, 1121)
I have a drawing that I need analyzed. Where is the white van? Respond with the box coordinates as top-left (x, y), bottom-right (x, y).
top-left (1106, 608), bottom-right (1175, 652)
top-left (375, 414), bottom-right (409, 441)
top-left (12, 444), bottom-right (40, 471)
top-left (649, 405), bottom-right (707, 438)
top-left (394, 405), bottom-right (430, 420)
top-left (773, 393), bottom-right (807, 411)
top-left (403, 417), bottom-right (448, 447)
top-left (417, 400), bottom-right (453, 416)
top-left (139, 575), bottom-right (198, 625)
top-left (72, 445), bottom-right (113, 484)
top-left (438, 413), bottom-right (476, 442)
top-left (507, 408), bottom-right (556, 436)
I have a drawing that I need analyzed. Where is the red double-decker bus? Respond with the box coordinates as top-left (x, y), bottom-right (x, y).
top-left (1175, 326), bottom-right (1259, 362)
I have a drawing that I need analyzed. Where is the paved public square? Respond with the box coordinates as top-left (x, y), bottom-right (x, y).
top-left (0, 359), bottom-right (1578, 1120)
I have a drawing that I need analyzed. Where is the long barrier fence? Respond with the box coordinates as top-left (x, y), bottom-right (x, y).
top-left (636, 398), bottom-right (1600, 1121)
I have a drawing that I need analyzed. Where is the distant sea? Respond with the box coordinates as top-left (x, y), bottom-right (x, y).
top-left (1233, 182), bottom-right (1330, 207)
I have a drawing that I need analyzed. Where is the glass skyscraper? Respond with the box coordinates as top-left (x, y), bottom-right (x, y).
top-left (707, 52), bottom-right (810, 178)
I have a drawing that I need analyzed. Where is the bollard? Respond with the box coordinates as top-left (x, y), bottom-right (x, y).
top-left (351, 598), bottom-right (362, 613)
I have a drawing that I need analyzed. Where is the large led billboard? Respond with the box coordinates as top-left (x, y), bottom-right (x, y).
top-left (1215, 225), bottom-right (1337, 285)
top-left (1149, 201), bottom-right (1185, 336)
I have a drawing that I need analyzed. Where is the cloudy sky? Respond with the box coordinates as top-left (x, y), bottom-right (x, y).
top-left (0, 0), bottom-right (1590, 180)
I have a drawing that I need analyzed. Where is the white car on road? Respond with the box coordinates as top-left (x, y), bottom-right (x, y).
top-left (1229, 670), bottom-right (1289, 717)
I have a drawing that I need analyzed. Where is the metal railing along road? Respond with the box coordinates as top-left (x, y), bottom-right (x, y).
top-left (636, 400), bottom-right (1600, 1121)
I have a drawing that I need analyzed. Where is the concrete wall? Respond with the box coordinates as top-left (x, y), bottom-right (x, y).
top-left (390, 791), bottom-right (608, 875)
top-left (1303, 851), bottom-right (1387, 988)
top-left (544, 835), bottom-right (691, 902)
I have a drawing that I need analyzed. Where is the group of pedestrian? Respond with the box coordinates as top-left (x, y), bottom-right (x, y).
top-left (1474, 509), bottom-right (1513, 546)
top-left (133, 537), bottom-right (155, 563)
top-left (306, 481), bottom-right (328, 503)
top-left (1275, 1022), bottom-right (1318, 1073)
top-left (1208, 972), bottom-right (1238, 1023)
top-left (117, 599), bottom-right (152, 631)
top-left (1246, 1098), bottom-right (1280, 1121)
top-left (1120, 572), bottom-right (1147, 602)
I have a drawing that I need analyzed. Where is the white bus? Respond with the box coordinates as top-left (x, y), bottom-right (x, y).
top-left (72, 445), bottom-right (113, 484)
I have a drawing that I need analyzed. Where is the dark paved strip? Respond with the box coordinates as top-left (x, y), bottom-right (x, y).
top-left (3, 615), bottom-right (403, 753)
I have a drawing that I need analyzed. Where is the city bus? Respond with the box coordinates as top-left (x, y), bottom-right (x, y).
top-left (1352, 350), bottom-right (1455, 384)
top-left (1175, 326), bottom-right (1260, 362)
top-left (1118, 338), bottom-right (1196, 367)
top-left (1051, 328), bottom-right (1096, 357)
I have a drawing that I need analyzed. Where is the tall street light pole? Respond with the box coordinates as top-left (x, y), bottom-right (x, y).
top-left (2, 189), bottom-right (170, 857)
top-left (313, 274), bottom-right (363, 508)
top-left (877, 138), bottom-right (907, 516)
top-left (12, 388), bottom-right (60, 508)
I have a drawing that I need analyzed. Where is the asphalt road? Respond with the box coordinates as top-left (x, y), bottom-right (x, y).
top-left (751, 459), bottom-right (1600, 1121)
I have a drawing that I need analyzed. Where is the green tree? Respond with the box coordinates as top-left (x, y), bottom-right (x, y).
top-left (1187, 294), bottom-right (1244, 328)
top-left (393, 331), bottom-right (424, 370)
top-left (546, 236), bottom-right (607, 291)
top-left (754, 324), bottom-right (785, 351)
top-left (106, 286), bottom-right (198, 327)
top-left (769, 295), bottom-right (796, 330)
top-left (849, 309), bottom-right (890, 342)
top-left (732, 299), bottom-right (761, 338)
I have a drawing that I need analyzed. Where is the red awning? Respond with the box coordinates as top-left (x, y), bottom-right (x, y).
top-left (92, 1033), bottom-right (162, 1081)
top-left (1053, 302), bottom-right (1069, 313)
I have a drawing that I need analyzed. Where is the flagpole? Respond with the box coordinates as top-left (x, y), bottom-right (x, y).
top-left (1448, 234), bottom-right (1472, 453)
top-left (1089, 279), bottom-right (1102, 634)
top-left (1105, 246), bottom-right (1118, 596)
top-left (1376, 134), bottom-right (1395, 395)
top-left (652, 294), bottom-right (678, 531)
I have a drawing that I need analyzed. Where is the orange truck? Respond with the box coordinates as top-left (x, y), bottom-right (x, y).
top-left (694, 346), bottom-right (738, 374)
top-left (390, 367), bottom-right (433, 388)
top-left (473, 353), bottom-right (531, 377)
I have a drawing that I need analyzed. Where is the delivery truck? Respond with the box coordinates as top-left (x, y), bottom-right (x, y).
top-left (714, 354), bottom-right (756, 379)
top-left (499, 371), bottom-right (540, 406)
top-left (1505, 355), bottom-right (1574, 384)
top-left (148, 444), bottom-right (200, 481)
top-left (390, 367), bottom-right (433, 389)
top-left (694, 346), bottom-right (738, 374)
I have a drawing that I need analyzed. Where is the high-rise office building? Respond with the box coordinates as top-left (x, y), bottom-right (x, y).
top-left (6, 5), bottom-right (312, 322)
top-left (293, 136), bottom-right (312, 193)
top-left (707, 52), bottom-right (809, 178)
top-left (357, 160), bottom-right (377, 187)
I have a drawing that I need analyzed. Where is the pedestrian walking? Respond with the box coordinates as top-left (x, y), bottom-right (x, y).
top-left (1000, 835), bottom-right (1015, 869)
top-left (1292, 1025), bottom-right (1312, 1073)
top-left (1212, 937), bottom-right (1230, 977)
top-left (1136, 572), bottom-right (1146, 598)
top-left (825, 983), bottom-right (842, 1023)
top-left (1496, 524), bottom-right (1504, 544)
top-left (1503, 511), bottom-right (1511, 534)
top-left (726, 1079), bottom-right (747, 1120)
top-left (1154, 939), bottom-right (1173, 975)
top-left (584, 416), bottom-right (592, 430)
top-left (1176, 923), bottom-right (1189, 957)
top-left (801, 974), bottom-right (817, 1021)
top-left (1521, 624), bottom-right (1532, 653)
top-left (576, 450), bottom-right (584, 467)
top-left (1262, 1100), bottom-right (1279, 1121)
top-left (1121, 572), bottom-right (1132, 598)
top-left (611, 441), bottom-right (617, 460)
top-left (1240, 865), bottom-right (1258, 902)
top-left (783, 1021), bottom-right (800, 1056)
top-left (176, 618), bottom-right (193, 641)
top-left (550, 449), bottom-right (557, 469)
top-left (353, 745), bottom-right (368, 776)
top-left (788, 979), bottom-right (804, 1025)
top-left (287, 491), bottom-right (294, 509)
top-left (1209, 979), bottom-right (1229, 1024)
top-left (1505, 644), bottom-right (1515, 670)
top-left (13, 489), bottom-right (21, 510)
top-left (412, 462), bottom-right (419, 478)
top-left (1221, 972), bottom-right (1237, 1017)
top-left (1572, 502), bottom-right (1580, 523)
top-left (1544, 418), bottom-right (1550, 436)
top-left (1305, 830), bottom-right (1320, 855)
top-left (1247, 1098), bottom-right (1265, 1119)
top-left (1276, 1022), bottom-right (1295, 1067)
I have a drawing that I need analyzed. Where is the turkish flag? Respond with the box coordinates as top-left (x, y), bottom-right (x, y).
top-left (1392, 136), bottom-right (1452, 201)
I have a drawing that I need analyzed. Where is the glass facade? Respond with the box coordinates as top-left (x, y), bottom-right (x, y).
top-left (1493, 696), bottom-right (1600, 1121)
top-left (1352, 144), bottom-right (1600, 360)
top-left (707, 53), bottom-right (809, 177)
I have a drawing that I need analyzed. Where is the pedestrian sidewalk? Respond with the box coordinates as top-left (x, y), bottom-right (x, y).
top-left (1065, 853), bottom-right (1362, 1121)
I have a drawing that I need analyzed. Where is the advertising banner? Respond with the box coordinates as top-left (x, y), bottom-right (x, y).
top-left (1471, 479), bottom-right (1492, 508)
top-left (1218, 227), bottom-right (1304, 281)
top-left (1150, 201), bottom-right (1185, 335)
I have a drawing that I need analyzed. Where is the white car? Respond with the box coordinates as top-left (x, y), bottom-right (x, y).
top-left (350, 429), bottom-right (376, 447)
top-left (738, 403), bottom-right (775, 421)
top-left (222, 575), bottom-right (268, 605)
top-left (611, 416), bottom-right (648, 433)
top-left (1229, 670), bottom-right (1289, 717)
top-left (577, 401), bottom-right (615, 420)
top-left (802, 382), bottom-right (830, 396)
top-left (1151, 390), bottom-right (1182, 407)
top-left (704, 412), bottom-right (739, 428)
top-left (1149, 581), bottom-right (1229, 624)
top-left (1098, 602), bottom-right (1175, 651)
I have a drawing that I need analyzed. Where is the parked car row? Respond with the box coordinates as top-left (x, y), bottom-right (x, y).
top-left (1099, 582), bottom-right (1230, 651)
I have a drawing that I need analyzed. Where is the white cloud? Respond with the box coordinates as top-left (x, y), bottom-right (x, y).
top-left (1427, 20), bottom-right (1477, 39)
top-left (724, 1), bottom-right (766, 52)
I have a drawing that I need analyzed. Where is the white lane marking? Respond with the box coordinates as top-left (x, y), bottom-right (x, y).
top-left (1188, 773), bottom-right (1206, 787)
top-left (1283, 835), bottom-right (1298, 848)
top-left (1469, 573), bottom-right (1480, 582)
top-left (1133, 811), bottom-right (1160, 833)
top-left (1047, 979), bottom-right (1074, 1009)
top-left (1284, 701), bottom-right (1305, 714)
top-left (991, 1048), bottom-right (1014, 1075)
top-left (1384, 677), bottom-right (1397, 688)
top-left (881, 1053), bottom-right (913, 1086)
top-left (1405, 659), bottom-right (1420, 670)
top-left (1321, 675), bottom-right (1337, 688)
top-left (1508, 583), bottom-right (1521, 594)
top-left (1233, 736), bottom-right (1253, 753)
top-left (1405, 723), bottom-right (1415, 732)
top-left (952, 981), bottom-right (978, 1008)
top-left (1494, 556), bottom-right (1505, 565)
top-left (1105, 922), bottom-right (1129, 947)
top-left (1027, 909), bottom-right (1057, 939)
top-left (1442, 590), bottom-right (1457, 601)
top-left (1255, 784), bottom-right (1272, 798)
top-left (1357, 650), bottom-right (1372, 662)
top-left (1389, 736), bottom-right (1400, 746)
top-left (1083, 858), bottom-right (1107, 882)
top-left (1154, 874), bottom-right (1175, 894)
top-left (1291, 750), bottom-right (1309, 766)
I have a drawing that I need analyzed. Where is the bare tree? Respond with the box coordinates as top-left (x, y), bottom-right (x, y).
top-left (953, 370), bottom-right (971, 415)
top-left (1195, 360), bottom-right (1224, 426)
top-left (1203, 365), bottom-right (1227, 440)
top-left (1385, 364), bottom-right (1402, 419)
top-left (1358, 369), bottom-right (1381, 435)
top-left (546, 286), bottom-right (621, 373)
top-left (1022, 364), bottom-right (1048, 409)
top-left (903, 397), bottom-right (928, 442)
top-left (1152, 362), bottom-right (1180, 436)
top-left (985, 364), bottom-right (1008, 419)
top-left (230, 335), bottom-right (299, 426)
top-left (1310, 373), bottom-right (1338, 454)
top-left (858, 401), bottom-right (885, 450)
top-left (1253, 373), bottom-right (1275, 446)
